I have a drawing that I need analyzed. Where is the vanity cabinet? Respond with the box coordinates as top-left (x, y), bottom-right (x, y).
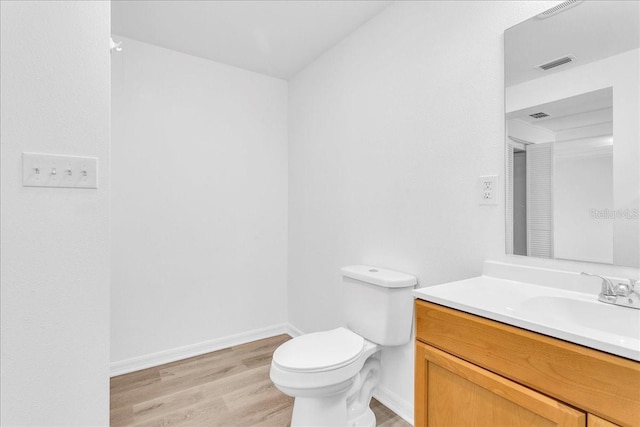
top-left (414, 300), bottom-right (640, 427)
top-left (416, 342), bottom-right (585, 426)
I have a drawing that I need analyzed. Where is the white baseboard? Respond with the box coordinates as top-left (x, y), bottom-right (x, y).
top-left (110, 323), bottom-right (290, 377)
top-left (373, 386), bottom-right (414, 426)
top-left (286, 323), bottom-right (304, 337)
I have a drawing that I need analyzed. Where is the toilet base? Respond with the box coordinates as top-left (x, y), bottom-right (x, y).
top-left (291, 393), bottom-right (350, 427)
top-left (288, 353), bottom-right (382, 427)
top-left (350, 407), bottom-right (376, 427)
top-left (290, 392), bottom-right (377, 427)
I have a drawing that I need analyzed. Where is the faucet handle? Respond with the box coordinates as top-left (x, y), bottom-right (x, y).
top-left (580, 272), bottom-right (616, 296)
top-left (618, 279), bottom-right (639, 296)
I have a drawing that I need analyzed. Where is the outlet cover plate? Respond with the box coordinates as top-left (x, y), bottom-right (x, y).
top-left (479, 175), bottom-right (499, 205)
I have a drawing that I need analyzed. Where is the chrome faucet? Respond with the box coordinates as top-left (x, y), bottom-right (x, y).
top-left (580, 272), bottom-right (640, 310)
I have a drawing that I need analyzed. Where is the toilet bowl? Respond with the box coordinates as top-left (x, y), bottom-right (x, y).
top-left (271, 328), bottom-right (381, 426)
top-left (270, 265), bottom-right (417, 427)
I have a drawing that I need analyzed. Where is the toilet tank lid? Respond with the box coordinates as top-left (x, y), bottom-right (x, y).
top-left (341, 265), bottom-right (417, 288)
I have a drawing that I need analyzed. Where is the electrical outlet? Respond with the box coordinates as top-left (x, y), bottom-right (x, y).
top-left (479, 175), bottom-right (499, 205)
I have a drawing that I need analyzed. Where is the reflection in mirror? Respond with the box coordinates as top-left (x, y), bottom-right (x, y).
top-left (507, 88), bottom-right (613, 263)
top-left (505, 0), bottom-right (639, 267)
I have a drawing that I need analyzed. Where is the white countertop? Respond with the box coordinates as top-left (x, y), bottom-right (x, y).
top-left (413, 275), bottom-right (640, 362)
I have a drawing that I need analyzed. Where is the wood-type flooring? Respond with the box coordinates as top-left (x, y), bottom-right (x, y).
top-left (111, 334), bottom-right (411, 427)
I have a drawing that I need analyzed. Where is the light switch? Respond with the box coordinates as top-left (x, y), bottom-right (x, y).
top-left (22, 153), bottom-right (98, 188)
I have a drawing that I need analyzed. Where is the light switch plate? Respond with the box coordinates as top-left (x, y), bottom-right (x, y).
top-left (22, 153), bottom-right (98, 188)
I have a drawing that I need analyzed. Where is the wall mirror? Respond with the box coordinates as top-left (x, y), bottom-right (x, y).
top-left (505, 0), bottom-right (640, 268)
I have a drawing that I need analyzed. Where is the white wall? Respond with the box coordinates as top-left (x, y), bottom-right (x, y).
top-left (110, 37), bottom-right (288, 369)
top-left (554, 142), bottom-right (613, 264)
top-left (0, 1), bottom-right (111, 425)
top-left (287, 1), bottom-right (559, 421)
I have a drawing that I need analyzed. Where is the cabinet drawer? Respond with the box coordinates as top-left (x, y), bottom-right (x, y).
top-left (415, 300), bottom-right (640, 427)
top-left (416, 341), bottom-right (585, 427)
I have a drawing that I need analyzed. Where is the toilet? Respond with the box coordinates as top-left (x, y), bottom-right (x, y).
top-left (270, 265), bottom-right (417, 427)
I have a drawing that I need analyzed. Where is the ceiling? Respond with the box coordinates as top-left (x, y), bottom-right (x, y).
top-left (505, 0), bottom-right (639, 87)
top-left (111, 0), bottom-right (392, 80)
top-left (508, 87), bottom-right (613, 143)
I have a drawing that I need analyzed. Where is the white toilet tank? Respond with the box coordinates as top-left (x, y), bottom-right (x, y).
top-left (340, 265), bottom-right (417, 346)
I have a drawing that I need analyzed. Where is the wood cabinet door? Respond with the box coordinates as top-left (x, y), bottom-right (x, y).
top-left (415, 342), bottom-right (586, 427)
top-left (587, 414), bottom-right (620, 427)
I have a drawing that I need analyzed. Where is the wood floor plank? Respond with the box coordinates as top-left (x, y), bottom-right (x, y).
top-left (159, 356), bottom-right (248, 384)
top-left (372, 399), bottom-right (411, 427)
top-left (132, 383), bottom-right (221, 423)
top-left (134, 396), bottom-right (228, 427)
top-left (111, 367), bottom-right (162, 397)
top-left (241, 351), bottom-right (276, 369)
top-left (249, 403), bottom-right (293, 427)
top-left (110, 404), bottom-right (135, 427)
top-left (216, 389), bottom-right (293, 427)
top-left (222, 378), bottom-right (288, 412)
top-left (110, 334), bottom-right (409, 426)
top-left (112, 357), bottom-right (248, 409)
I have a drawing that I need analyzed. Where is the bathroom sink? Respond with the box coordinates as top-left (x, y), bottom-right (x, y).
top-left (517, 295), bottom-right (640, 340)
top-left (413, 276), bottom-right (640, 361)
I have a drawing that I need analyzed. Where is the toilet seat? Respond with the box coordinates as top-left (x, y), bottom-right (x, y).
top-left (273, 328), bottom-right (364, 373)
top-left (270, 328), bottom-right (380, 393)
